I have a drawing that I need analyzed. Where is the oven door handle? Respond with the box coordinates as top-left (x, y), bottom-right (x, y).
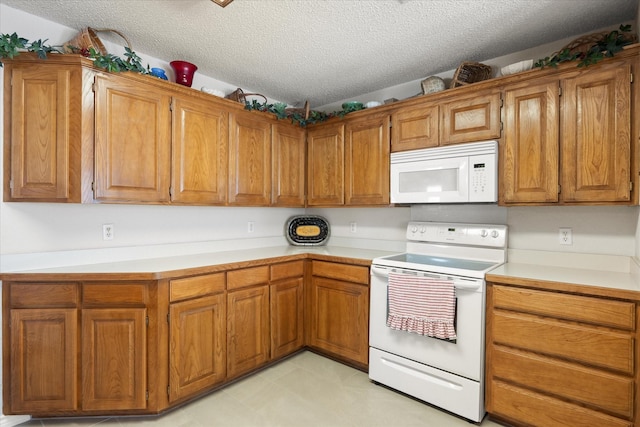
top-left (370, 265), bottom-right (481, 291)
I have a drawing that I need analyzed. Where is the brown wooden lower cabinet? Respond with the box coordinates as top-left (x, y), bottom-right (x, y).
top-left (169, 294), bottom-right (226, 402)
top-left (9, 308), bottom-right (78, 413)
top-left (1, 257), bottom-right (368, 417)
top-left (485, 281), bottom-right (639, 427)
top-left (4, 281), bottom-right (152, 416)
top-left (270, 261), bottom-right (305, 360)
top-left (308, 260), bottom-right (370, 368)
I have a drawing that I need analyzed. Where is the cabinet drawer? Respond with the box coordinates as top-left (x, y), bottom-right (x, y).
top-left (312, 261), bottom-right (369, 285)
top-left (493, 311), bottom-right (633, 374)
top-left (227, 265), bottom-right (269, 290)
top-left (270, 260), bottom-right (304, 281)
top-left (82, 282), bottom-right (147, 306)
top-left (492, 346), bottom-right (633, 418)
top-left (492, 285), bottom-right (635, 330)
top-left (490, 380), bottom-right (631, 427)
top-left (170, 273), bottom-right (225, 302)
top-left (9, 283), bottom-right (79, 308)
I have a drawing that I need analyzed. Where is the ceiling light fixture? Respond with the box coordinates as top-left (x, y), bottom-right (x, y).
top-left (211, 0), bottom-right (234, 7)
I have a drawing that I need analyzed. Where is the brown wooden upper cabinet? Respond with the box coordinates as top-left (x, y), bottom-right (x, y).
top-left (390, 89), bottom-right (501, 152)
top-left (271, 123), bottom-right (306, 206)
top-left (93, 73), bottom-right (172, 203)
top-left (500, 56), bottom-right (633, 205)
top-left (3, 56), bottom-right (94, 202)
top-left (391, 102), bottom-right (439, 152)
top-left (228, 111), bottom-right (272, 206)
top-left (345, 112), bottom-right (390, 205)
top-left (171, 96), bottom-right (228, 205)
top-left (307, 121), bottom-right (345, 206)
top-left (307, 112), bottom-right (391, 207)
top-left (440, 90), bottom-right (502, 145)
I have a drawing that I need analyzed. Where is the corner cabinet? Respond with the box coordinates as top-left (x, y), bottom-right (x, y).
top-left (271, 123), bottom-right (306, 206)
top-left (226, 266), bottom-right (271, 378)
top-left (500, 53), bottom-right (635, 205)
top-left (270, 260), bottom-right (305, 359)
top-left (485, 281), bottom-right (639, 427)
top-left (306, 122), bottom-right (345, 206)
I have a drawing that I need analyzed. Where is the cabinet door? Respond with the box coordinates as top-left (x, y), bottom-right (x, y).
top-left (94, 74), bottom-right (171, 203)
top-left (228, 112), bottom-right (271, 205)
top-left (501, 79), bottom-right (560, 203)
top-left (440, 91), bottom-right (501, 144)
top-left (561, 63), bottom-right (631, 202)
top-left (271, 123), bottom-right (305, 206)
top-left (309, 276), bottom-right (369, 366)
top-left (345, 114), bottom-right (390, 205)
top-left (391, 104), bottom-right (439, 152)
top-left (171, 96), bottom-right (228, 204)
top-left (10, 309), bottom-right (78, 413)
top-left (82, 308), bottom-right (147, 411)
top-left (169, 294), bottom-right (226, 402)
top-left (227, 285), bottom-right (270, 378)
top-left (7, 65), bottom-right (79, 201)
top-left (270, 277), bottom-right (304, 359)
top-left (306, 122), bottom-right (344, 206)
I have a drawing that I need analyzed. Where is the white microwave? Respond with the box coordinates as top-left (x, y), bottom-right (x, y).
top-left (390, 140), bottom-right (498, 204)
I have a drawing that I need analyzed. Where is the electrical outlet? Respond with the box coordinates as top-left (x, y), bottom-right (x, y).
top-left (102, 224), bottom-right (114, 241)
top-left (247, 221), bottom-right (254, 233)
top-left (350, 222), bottom-right (357, 233)
top-left (558, 227), bottom-right (572, 245)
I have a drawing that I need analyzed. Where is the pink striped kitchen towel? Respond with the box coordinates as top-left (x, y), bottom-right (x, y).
top-left (387, 271), bottom-right (456, 340)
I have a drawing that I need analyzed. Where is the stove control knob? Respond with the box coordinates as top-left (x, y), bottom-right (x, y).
top-left (480, 229), bottom-right (489, 238)
top-left (420, 226), bottom-right (427, 233)
top-left (411, 225), bottom-right (418, 233)
top-left (491, 230), bottom-right (500, 238)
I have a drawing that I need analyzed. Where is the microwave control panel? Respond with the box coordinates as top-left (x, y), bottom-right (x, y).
top-left (469, 153), bottom-right (497, 202)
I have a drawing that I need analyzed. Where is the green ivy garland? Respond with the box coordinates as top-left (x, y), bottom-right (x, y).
top-left (243, 99), bottom-right (354, 127)
top-left (0, 32), bottom-right (149, 74)
top-left (534, 25), bottom-right (635, 69)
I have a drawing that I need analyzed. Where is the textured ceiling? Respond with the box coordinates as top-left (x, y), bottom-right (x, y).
top-left (1, 0), bottom-right (637, 108)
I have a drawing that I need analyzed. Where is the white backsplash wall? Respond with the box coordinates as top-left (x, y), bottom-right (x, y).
top-left (307, 207), bottom-right (410, 252)
top-left (508, 206), bottom-right (639, 256)
top-left (410, 204), bottom-right (508, 225)
top-left (411, 204), bottom-right (639, 257)
top-left (2, 202), bottom-right (302, 255)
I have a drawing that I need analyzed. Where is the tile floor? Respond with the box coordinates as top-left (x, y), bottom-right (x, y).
top-left (20, 351), bottom-right (503, 427)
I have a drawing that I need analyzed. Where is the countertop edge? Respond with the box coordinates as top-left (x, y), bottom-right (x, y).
top-left (0, 246), bottom-right (393, 282)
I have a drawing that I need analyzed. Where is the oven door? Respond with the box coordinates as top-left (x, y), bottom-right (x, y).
top-left (368, 264), bottom-right (485, 381)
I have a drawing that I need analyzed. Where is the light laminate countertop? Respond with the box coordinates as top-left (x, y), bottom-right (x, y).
top-left (487, 260), bottom-right (640, 301)
top-left (0, 246), bottom-right (400, 281)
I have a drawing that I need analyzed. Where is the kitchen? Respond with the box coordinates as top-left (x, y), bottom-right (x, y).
top-left (1, 1), bottom-right (640, 426)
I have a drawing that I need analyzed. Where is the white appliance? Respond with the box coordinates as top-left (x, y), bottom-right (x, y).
top-left (390, 140), bottom-right (498, 204)
top-left (369, 221), bottom-right (507, 423)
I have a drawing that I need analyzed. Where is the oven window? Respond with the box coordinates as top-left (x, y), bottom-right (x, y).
top-left (398, 168), bottom-right (458, 193)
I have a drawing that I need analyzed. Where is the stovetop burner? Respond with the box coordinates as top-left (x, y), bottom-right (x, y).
top-left (385, 253), bottom-right (498, 271)
top-left (372, 221), bottom-right (508, 279)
